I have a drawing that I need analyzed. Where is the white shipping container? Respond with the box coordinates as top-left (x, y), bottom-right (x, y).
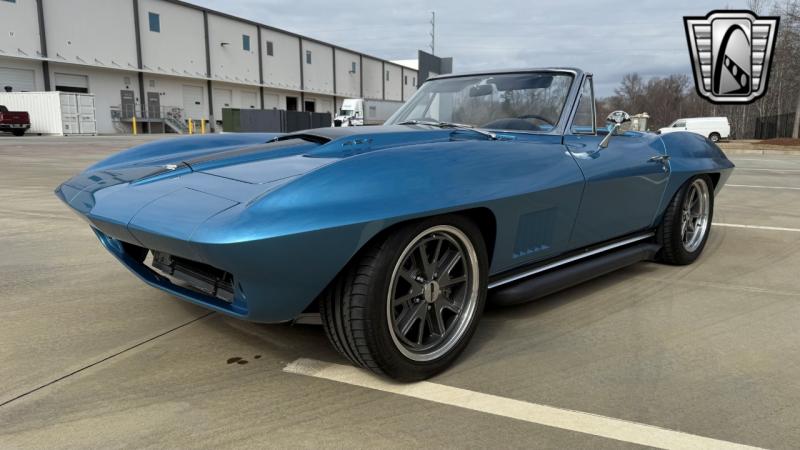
top-left (0, 91), bottom-right (97, 135)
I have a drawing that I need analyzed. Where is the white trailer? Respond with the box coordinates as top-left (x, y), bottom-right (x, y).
top-left (334, 98), bottom-right (404, 126)
top-left (0, 92), bottom-right (97, 136)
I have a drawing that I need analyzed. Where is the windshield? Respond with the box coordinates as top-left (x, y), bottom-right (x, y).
top-left (339, 109), bottom-right (354, 116)
top-left (386, 72), bottom-right (574, 132)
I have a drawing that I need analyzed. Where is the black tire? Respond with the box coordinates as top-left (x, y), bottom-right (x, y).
top-left (320, 215), bottom-right (488, 381)
top-left (709, 132), bottom-right (720, 143)
top-left (11, 129), bottom-right (26, 137)
top-left (657, 175), bottom-right (714, 265)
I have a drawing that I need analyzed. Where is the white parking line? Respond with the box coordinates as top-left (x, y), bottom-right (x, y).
top-left (726, 184), bottom-right (800, 191)
top-left (735, 167), bottom-right (800, 173)
top-left (284, 358), bottom-right (760, 450)
top-left (730, 158), bottom-right (800, 163)
top-left (714, 223), bottom-right (800, 233)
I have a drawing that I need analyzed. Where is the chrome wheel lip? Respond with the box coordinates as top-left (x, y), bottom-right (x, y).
top-left (386, 225), bottom-right (480, 362)
top-left (681, 179), bottom-right (711, 252)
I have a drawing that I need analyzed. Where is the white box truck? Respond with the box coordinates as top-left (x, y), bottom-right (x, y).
top-left (0, 92), bottom-right (97, 136)
top-left (334, 98), bottom-right (404, 127)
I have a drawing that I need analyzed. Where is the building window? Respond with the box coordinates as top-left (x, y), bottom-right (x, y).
top-left (2, 0), bottom-right (17, 3)
top-left (386, 71), bottom-right (389, 81)
top-left (266, 41), bottom-right (274, 56)
top-left (306, 50), bottom-right (312, 64)
top-left (412, 77), bottom-right (416, 86)
top-left (404, 75), bottom-right (408, 85)
top-left (351, 61), bottom-right (356, 73)
top-left (148, 12), bottom-right (160, 33)
top-left (242, 34), bottom-right (250, 51)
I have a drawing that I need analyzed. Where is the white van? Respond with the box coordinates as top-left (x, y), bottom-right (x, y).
top-left (659, 117), bottom-right (730, 142)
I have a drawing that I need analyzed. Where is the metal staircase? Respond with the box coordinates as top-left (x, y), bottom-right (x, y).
top-left (163, 107), bottom-right (189, 134)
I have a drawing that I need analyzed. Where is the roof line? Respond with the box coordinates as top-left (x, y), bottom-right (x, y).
top-left (163, 0), bottom-right (413, 72)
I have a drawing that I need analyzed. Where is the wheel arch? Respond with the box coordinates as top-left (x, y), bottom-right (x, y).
top-left (303, 207), bottom-right (498, 315)
top-left (707, 172), bottom-right (721, 190)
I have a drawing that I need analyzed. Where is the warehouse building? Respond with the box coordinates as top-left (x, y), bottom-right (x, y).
top-left (0, 0), bottom-right (422, 134)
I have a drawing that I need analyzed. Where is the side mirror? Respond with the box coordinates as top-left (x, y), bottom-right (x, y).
top-left (606, 110), bottom-right (631, 125)
top-left (599, 110), bottom-right (631, 149)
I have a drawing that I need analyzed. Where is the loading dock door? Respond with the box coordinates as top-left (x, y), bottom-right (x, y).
top-left (120, 90), bottom-right (135, 118)
top-left (182, 85), bottom-right (204, 120)
top-left (147, 92), bottom-right (161, 118)
top-left (241, 91), bottom-right (258, 109)
top-left (263, 93), bottom-right (279, 109)
top-left (213, 88), bottom-right (232, 119)
top-left (0, 67), bottom-right (36, 92)
top-left (318, 99), bottom-right (332, 115)
top-left (54, 73), bottom-right (89, 93)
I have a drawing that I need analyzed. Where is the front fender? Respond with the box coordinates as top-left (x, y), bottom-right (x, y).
top-left (659, 131), bottom-right (734, 209)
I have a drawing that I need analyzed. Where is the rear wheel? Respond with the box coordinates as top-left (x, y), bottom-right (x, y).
top-left (11, 129), bottom-right (26, 137)
top-left (657, 175), bottom-right (714, 265)
top-left (320, 215), bottom-right (488, 381)
top-left (708, 132), bottom-right (721, 142)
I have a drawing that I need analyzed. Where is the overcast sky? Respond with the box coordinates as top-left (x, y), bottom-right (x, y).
top-left (187, 0), bottom-right (749, 96)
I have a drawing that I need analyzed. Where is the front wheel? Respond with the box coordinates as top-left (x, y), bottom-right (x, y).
top-left (709, 132), bottom-right (721, 142)
top-left (657, 175), bottom-right (714, 265)
top-left (320, 215), bottom-right (488, 381)
top-left (11, 129), bottom-right (26, 137)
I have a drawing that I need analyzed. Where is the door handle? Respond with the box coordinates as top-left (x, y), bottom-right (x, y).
top-left (649, 155), bottom-right (670, 163)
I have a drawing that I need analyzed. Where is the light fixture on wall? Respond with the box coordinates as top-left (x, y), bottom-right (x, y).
top-left (220, 42), bottom-right (230, 47)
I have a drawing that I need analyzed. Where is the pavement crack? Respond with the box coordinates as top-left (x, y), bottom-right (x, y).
top-left (0, 311), bottom-right (215, 409)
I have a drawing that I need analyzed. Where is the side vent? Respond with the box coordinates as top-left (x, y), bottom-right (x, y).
top-left (513, 208), bottom-right (556, 259)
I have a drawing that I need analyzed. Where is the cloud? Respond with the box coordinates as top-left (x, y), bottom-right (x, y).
top-left (186, 0), bottom-right (747, 96)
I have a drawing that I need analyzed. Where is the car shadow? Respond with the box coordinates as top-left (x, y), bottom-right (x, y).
top-left (184, 261), bottom-right (668, 376)
top-left (460, 261), bottom-right (665, 360)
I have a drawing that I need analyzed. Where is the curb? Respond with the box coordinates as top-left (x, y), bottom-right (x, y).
top-left (720, 148), bottom-right (800, 156)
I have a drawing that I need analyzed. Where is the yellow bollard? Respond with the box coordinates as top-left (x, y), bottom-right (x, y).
top-left (201, 118), bottom-right (206, 134)
top-left (132, 116), bottom-right (137, 136)
top-left (188, 118), bottom-right (194, 135)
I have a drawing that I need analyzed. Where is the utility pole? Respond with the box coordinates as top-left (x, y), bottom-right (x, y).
top-left (429, 11), bottom-right (435, 55)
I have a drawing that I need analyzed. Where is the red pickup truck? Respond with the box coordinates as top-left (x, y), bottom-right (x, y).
top-left (0, 105), bottom-right (31, 136)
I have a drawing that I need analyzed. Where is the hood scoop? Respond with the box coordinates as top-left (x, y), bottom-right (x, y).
top-left (186, 137), bottom-right (325, 171)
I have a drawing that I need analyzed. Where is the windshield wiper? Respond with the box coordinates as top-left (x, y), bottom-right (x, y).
top-left (399, 119), bottom-right (497, 140)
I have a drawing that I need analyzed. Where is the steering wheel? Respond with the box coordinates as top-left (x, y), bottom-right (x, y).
top-left (515, 114), bottom-right (556, 127)
top-left (481, 114), bottom-right (556, 131)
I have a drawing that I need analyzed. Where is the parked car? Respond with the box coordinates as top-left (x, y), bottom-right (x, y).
top-left (0, 105), bottom-right (31, 136)
top-left (56, 68), bottom-right (734, 380)
top-left (658, 117), bottom-right (730, 142)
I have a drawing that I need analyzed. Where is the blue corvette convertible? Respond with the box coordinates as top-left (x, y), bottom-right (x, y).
top-left (57, 68), bottom-right (733, 380)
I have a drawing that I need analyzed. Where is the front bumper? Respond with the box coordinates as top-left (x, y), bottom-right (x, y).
top-left (78, 212), bottom-right (366, 323)
top-left (94, 229), bottom-right (253, 318)
top-left (57, 165), bottom-right (372, 323)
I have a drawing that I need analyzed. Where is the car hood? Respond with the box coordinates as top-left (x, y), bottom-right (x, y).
top-left (55, 125), bottom-right (491, 249)
top-left (56, 125), bottom-right (489, 215)
top-left (84, 126), bottom-right (482, 186)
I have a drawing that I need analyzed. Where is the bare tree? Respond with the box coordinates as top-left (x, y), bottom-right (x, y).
top-left (601, 0), bottom-right (800, 139)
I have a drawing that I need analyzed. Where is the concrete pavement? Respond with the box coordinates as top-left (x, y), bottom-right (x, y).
top-left (1, 135), bottom-right (799, 448)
